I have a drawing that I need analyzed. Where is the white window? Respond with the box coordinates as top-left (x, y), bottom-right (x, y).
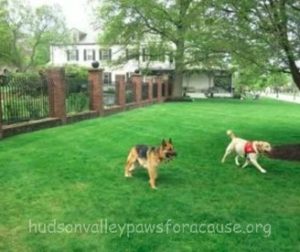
top-left (100, 49), bottom-right (112, 61)
top-left (126, 49), bottom-right (139, 60)
top-left (66, 50), bottom-right (78, 61)
top-left (84, 49), bottom-right (95, 61)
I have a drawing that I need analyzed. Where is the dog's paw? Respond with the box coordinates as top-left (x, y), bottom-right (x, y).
top-left (124, 173), bottom-right (132, 178)
top-left (260, 169), bottom-right (267, 173)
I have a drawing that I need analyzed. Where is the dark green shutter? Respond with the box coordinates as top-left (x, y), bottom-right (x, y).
top-left (84, 49), bottom-right (87, 61)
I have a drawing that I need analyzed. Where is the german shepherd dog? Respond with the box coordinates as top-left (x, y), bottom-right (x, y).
top-left (124, 139), bottom-right (177, 189)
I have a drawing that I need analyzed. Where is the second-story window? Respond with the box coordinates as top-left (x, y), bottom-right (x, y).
top-left (84, 49), bottom-right (95, 61)
top-left (126, 49), bottom-right (139, 60)
top-left (99, 49), bottom-right (112, 61)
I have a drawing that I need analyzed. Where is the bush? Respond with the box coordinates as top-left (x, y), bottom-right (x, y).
top-left (65, 65), bottom-right (89, 95)
top-left (8, 72), bottom-right (47, 97)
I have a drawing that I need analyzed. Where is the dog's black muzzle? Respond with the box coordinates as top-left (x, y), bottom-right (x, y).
top-left (166, 151), bottom-right (177, 159)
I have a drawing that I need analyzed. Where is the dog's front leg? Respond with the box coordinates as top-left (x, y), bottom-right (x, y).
top-left (249, 158), bottom-right (266, 173)
top-left (235, 156), bottom-right (241, 166)
top-left (125, 161), bottom-right (135, 177)
top-left (147, 166), bottom-right (157, 189)
top-left (221, 144), bottom-right (233, 163)
top-left (241, 159), bottom-right (249, 168)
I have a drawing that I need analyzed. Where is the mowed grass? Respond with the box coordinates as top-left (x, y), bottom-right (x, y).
top-left (0, 99), bottom-right (300, 251)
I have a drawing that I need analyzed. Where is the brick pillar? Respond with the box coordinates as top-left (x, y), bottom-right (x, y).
top-left (156, 75), bottom-right (163, 102)
top-left (116, 75), bottom-right (126, 109)
top-left (131, 74), bottom-right (142, 105)
top-left (47, 67), bottom-right (66, 123)
top-left (147, 77), bottom-right (153, 102)
top-left (88, 68), bottom-right (104, 116)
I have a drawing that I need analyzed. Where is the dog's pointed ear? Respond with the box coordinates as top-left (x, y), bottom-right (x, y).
top-left (169, 138), bottom-right (172, 144)
top-left (255, 142), bottom-right (263, 152)
top-left (161, 139), bottom-right (166, 146)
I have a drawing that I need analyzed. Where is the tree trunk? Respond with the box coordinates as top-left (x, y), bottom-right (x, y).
top-left (287, 58), bottom-right (300, 90)
top-left (278, 2), bottom-right (300, 90)
top-left (173, 39), bottom-right (185, 97)
top-left (173, 67), bottom-right (183, 97)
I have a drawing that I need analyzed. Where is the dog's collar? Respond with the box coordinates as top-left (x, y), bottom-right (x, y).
top-left (244, 142), bottom-right (256, 155)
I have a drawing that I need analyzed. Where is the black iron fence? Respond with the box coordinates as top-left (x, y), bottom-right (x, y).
top-left (1, 74), bottom-right (48, 125)
top-left (152, 82), bottom-right (158, 99)
top-left (142, 82), bottom-right (149, 100)
top-left (162, 82), bottom-right (166, 97)
top-left (103, 82), bottom-right (117, 108)
top-left (65, 75), bottom-right (89, 114)
top-left (125, 81), bottom-right (135, 103)
top-left (0, 70), bottom-right (172, 130)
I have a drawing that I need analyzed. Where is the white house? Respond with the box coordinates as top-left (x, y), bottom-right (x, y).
top-left (49, 28), bottom-right (232, 95)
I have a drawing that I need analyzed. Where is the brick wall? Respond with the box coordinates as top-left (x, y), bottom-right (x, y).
top-left (0, 68), bottom-right (172, 139)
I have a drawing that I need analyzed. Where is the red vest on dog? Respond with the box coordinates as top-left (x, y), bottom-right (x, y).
top-left (244, 142), bottom-right (256, 155)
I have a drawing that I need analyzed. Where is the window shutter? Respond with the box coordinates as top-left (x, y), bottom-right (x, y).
top-left (109, 72), bottom-right (112, 84)
top-left (66, 50), bottom-right (70, 61)
top-left (142, 48), bottom-right (146, 62)
top-left (92, 50), bottom-right (95, 60)
top-left (84, 49), bottom-right (87, 61)
top-left (109, 49), bottom-right (112, 60)
top-left (126, 49), bottom-right (129, 60)
top-left (99, 49), bottom-right (102, 60)
top-left (76, 50), bottom-right (79, 61)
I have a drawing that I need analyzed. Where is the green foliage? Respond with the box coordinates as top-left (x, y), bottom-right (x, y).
top-left (2, 95), bottom-right (48, 124)
top-left (66, 92), bottom-right (89, 114)
top-left (1, 71), bottom-right (48, 124)
top-left (65, 65), bottom-right (88, 79)
top-left (64, 65), bottom-right (89, 114)
top-left (97, 0), bottom-right (300, 91)
top-left (1, 0), bottom-right (69, 71)
top-left (211, 0), bottom-right (300, 89)
top-left (97, 0), bottom-right (231, 96)
top-left (0, 0), bottom-right (12, 64)
top-left (9, 72), bottom-right (44, 95)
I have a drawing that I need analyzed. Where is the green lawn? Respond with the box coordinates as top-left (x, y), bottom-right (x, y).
top-left (0, 99), bottom-right (299, 251)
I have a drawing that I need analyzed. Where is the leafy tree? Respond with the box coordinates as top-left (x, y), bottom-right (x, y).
top-left (0, 0), bottom-right (13, 64)
top-left (97, 0), bottom-right (229, 97)
top-left (213, 0), bottom-right (300, 90)
top-left (3, 0), bottom-right (69, 71)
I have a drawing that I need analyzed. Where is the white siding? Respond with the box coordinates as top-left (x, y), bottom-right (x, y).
top-left (183, 73), bottom-right (213, 92)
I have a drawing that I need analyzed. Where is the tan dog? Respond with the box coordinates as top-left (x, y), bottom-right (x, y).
top-left (124, 139), bottom-right (177, 189)
top-left (221, 130), bottom-right (271, 173)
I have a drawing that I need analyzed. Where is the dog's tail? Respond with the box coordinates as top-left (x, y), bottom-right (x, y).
top-left (226, 130), bottom-right (236, 139)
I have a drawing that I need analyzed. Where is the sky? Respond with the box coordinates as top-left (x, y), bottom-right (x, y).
top-left (28, 0), bottom-right (92, 30)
